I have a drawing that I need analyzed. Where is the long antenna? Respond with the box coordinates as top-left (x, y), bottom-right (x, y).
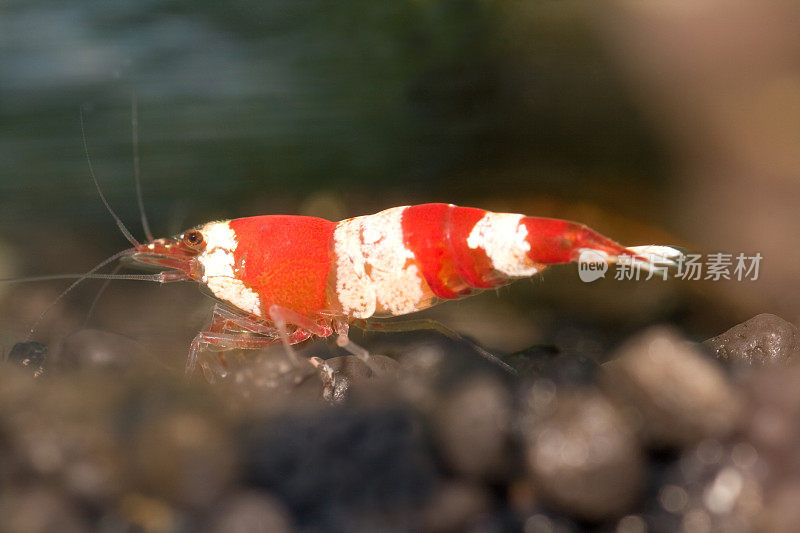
top-left (4, 272), bottom-right (165, 284)
top-left (131, 93), bottom-right (154, 241)
top-left (83, 262), bottom-right (122, 327)
top-left (80, 107), bottom-right (140, 247)
top-left (24, 248), bottom-right (134, 339)
top-left (21, 267), bottom-right (177, 339)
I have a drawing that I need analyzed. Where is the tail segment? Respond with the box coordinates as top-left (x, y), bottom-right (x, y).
top-left (333, 204), bottom-right (683, 319)
top-left (401, 204), bottom-right (676, 302)
top-left (401, 204), bottom-right (497, 301)
top-left (520, 217), bottom-right (632, 264)
top-left (400, 204), bottom-right (606, 301)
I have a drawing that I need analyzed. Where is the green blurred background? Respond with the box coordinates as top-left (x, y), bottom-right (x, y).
top-left (2, 0), bottom-right (797, 364)
top-left (1, 1), bottom-right (663, 223)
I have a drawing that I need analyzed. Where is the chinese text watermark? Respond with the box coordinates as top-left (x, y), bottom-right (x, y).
top-left (578, 252), bottom-right (762, 283)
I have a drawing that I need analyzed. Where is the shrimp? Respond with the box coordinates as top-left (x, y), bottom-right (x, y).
top-left (6, 107), bottom-right (683, 381)
top-left (122, 204), bottom-right (683, 378)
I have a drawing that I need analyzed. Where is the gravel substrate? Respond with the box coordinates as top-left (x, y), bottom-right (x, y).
top-left (1, 313), bottom-right (798, 532)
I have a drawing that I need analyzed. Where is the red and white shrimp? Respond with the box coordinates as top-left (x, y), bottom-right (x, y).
top-left (3, 110), bottom-right (681, 380)
top-left (122, 203), bottom-right (682, 377)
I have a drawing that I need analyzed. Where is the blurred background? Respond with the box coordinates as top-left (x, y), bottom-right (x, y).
top-left (1, 0), bottom-right (798, 365)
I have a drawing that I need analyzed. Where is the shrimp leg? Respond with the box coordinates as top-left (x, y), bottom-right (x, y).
top-left (331, 317), bottom-right (382, 374)
top-left (187, 304), bottom-right (302, 378)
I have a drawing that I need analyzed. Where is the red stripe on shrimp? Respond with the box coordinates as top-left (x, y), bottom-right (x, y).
top-left (448, 206), bottom-right (499, 288)
top-left (401, 204), bottom-right (507, 299)
top-left (521, 217), bottom-right (634, 264)
top-left (229, 216), bottom-right (335, 317)
top-left (401, 203), bottom-right (463, 300)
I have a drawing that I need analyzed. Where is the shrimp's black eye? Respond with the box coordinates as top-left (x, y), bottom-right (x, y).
top-left (183, 229), bottom-right (204, 249)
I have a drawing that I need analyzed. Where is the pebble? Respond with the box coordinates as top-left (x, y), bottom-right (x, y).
top-left (602, 326), bottom-right (741, 447)
top-left (507, 343), bottom-right (598, 385)
top-left (422, 482), bottom-right (491, 533)
top-left (756, 483), bottom-right (800, 533)
top-left (2, 313), bottom-right (800, 531)
top-left (704, 313), bottom-right (800, 368)
top-left (0, 375), bottom-right (123, 505)
top-left (432, 375), bottom-right (514, 480)
top-left (7, 341), bottom-right (47, 377)
top-left (645, 440), bottom-right (765, 533)
top-left (207, 491), bottom-right (294, 533)
top-left (222, 351), bottom-right (325, 414)
top-left (129, 409), bottom-right (237, 509)
top-left (521, 387), bottom-right (644, 521)
top-left (740, 364), bottom-right (800, 480)
top-left (0, 488), bottom-right (88, 533)
top-left (243, 406), bottom-right (436, 531)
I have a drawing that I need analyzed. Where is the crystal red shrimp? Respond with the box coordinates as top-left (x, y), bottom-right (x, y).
top-left (124, 203), bottom-right (682, 377)
top-left (8, 110), bottom-right (683, 378)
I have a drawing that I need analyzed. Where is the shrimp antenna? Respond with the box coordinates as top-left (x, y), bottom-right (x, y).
top-left (131, 92), bottom-right (154, 241)
top-left (83, 262), bottom-right (122, 327)
top-left (4, 272), bottom-right (169, 283)
top-left (80, 107), bottom-right (140, 248)
top-left (9, 248), bottom-right (169, 339)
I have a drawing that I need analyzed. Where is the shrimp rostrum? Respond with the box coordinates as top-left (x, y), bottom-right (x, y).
top-left (121, 203), bottom-right (682, 377)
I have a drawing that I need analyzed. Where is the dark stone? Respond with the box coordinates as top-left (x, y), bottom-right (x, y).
top-left (507, 344), bottom-right (598, 385)
top-left (8, 342), bottom-right (47, 377)
top-left (243, 406), bottom-right (436, 532)
top-left (366, 331), bottom-right (516, 391)
top-left (705, 313), bottom-right (800, 367)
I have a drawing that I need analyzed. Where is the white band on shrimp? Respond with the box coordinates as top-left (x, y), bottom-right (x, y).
top-left (625, 245), bottom-right (684, 271)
